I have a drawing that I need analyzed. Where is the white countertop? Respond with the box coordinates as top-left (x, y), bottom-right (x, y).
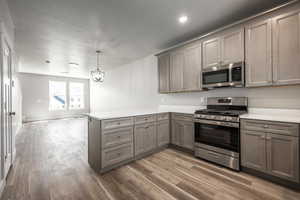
top-left (88, 105), bottom-right (204, 120)
top-left (240, 108), bottom-right (300, 123)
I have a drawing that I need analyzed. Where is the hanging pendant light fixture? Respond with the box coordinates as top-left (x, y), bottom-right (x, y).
top-left (91, 50), bottom-right (105, 82)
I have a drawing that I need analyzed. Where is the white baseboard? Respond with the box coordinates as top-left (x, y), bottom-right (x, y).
top-left (0, 179), bottom-right (6, 199)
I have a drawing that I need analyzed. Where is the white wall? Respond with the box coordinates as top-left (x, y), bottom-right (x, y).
top-left (19, 73), bottom-right (90, 122)
top-left (90, 55), bottom-right (300, 113)
top-left (90, 55), bottom-right (161, 112)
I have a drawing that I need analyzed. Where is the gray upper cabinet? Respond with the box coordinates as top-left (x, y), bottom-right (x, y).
top-left (272, 10), bottom-right (300, 86)
top-left (221, 28), bottom-right (244, 64)
top-left (202, 27), bottom-right (244, 70)
top-left (241, 130), bottom-right (267, 172)
top-left (183, 42), bottom-right (202, 91)
top-left (170, 49), bottom-right (184, 92)
top-left (245, 19), bottom-right (273, 87)
top-left (158, 53), bottom-right (170, 93)
top-left (202, 37), bottom-right (221, 69)
top-left (267, 133), bottom-right (299, 182)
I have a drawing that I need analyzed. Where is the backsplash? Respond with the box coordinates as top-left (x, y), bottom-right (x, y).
top-left (91, 55), bottom-right (300, 113)
top-left (160, 85), bottom-right (300, 109)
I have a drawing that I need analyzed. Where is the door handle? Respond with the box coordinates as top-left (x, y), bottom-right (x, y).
top-left (9, 112), bottom-right (16, 116)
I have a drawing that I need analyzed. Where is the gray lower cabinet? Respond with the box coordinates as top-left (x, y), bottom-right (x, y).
top-left (241, 130), bottom-right (267, 172)
top-left (171, 114), bottom-right (194, 151)
top-left (134, 122), bottom-right (157, 156)
top-left (241, 119), bottom-right (299, 183)
top-left (267, 133), bottom-right (299, 182)
top-left (157, 120), bottom-right (170, 147)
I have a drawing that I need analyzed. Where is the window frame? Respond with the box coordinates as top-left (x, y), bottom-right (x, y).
top-left (68, 82), bottom-right (85, 110)
top-left (49, 80), bottom-right (67, 111)
top-left (48, 80), bottom-right (86, 111)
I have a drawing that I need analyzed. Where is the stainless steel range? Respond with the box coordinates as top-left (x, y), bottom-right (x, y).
top-left (194, 97), bottom-right (248, 171)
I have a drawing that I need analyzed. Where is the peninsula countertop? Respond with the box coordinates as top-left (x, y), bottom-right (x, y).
top-left (87, 105), bottom-right (204, 120)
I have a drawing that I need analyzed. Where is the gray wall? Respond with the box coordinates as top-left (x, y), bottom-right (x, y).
top-left (90, 55), bottom-right (300, 113)
top-left (19, 73), bottom-right (90, 122)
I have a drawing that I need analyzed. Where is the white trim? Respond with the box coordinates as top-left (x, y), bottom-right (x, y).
top-left (0, 179), bottom-right (6, 198)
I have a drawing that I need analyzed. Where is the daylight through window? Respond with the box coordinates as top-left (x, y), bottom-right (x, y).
top-left (49, 81), bottom-right (67, 110)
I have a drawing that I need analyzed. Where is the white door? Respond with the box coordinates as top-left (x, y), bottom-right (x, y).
top-left (1, 39), bottom-right (13, 179)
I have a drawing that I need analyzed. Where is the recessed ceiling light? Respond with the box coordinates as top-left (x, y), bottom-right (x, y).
top-left (178, 15), bottom-right (188, 24)
top-left (69, 62), bottom-right (79, 68)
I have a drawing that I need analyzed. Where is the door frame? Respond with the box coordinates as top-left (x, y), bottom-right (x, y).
top-left (0, 34), bottom-right (13, 180)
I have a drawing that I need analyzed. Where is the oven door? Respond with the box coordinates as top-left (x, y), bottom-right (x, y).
top-left (202, 68), bottom-right (230, 88)
top-left (194, 119), bottom-right (239, 153)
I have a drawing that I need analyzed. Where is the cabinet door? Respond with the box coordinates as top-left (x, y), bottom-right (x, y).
top-left (221, 28), bottom-right (244, 64)
top-left (134, 125), bottom-right (146, 156)
top-left (145, 123), bottom-right (157, 152)
top-left (266, 133), bottom-right (299, 182)
top-left (246, 19), bottom-right (273, 87)
top-left (182, 121), bottom-right (194, 150)
top-left (202, 37), bottom-right (221, 69)
top-left (241, 130), bottom-right (267, 172)
top-left (158, 54), bottom-right (170, 93)
top-left (157, 121), bottom-right (170, 147)
top-left (183, 43), bottom-right (202, 91)
top-left (273, 11), bottom-right (300, 85)
top-left (170, 50), bottom-right (184, 92)
top-left (171, 120), bottom-right (183, 146)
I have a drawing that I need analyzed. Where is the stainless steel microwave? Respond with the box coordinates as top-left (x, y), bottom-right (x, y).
top-left (202, 61), bottom-right (245, 89)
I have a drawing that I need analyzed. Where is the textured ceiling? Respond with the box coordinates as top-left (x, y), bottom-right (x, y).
top-left (8, 0), bottom-right (293, 78)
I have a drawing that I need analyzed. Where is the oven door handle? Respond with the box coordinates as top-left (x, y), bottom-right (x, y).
top-left (194, 119), bottom-right (239, 128)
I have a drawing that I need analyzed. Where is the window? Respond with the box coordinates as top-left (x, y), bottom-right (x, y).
top-left (69, 82), bottom-right (84, 110)
top-left (49, 81), bottom-right (67, 110)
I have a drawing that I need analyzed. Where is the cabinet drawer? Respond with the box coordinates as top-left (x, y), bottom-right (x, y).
top-left (101, 117), bottom-right (133, 130)
top-left (102, 127), bottom-right (133, 149)
top-left (135, 115), bottom-right (156, 124)
top-left (241, 119), bottom-right (299, 137)
top-left (195, 148), bottom-right (239, 170)
top-left (101, 143), bottom-right (133, 168)
top-left (172, 113), bottom-right (194, 122)
top-left (157, 113), bottom-right (169, 121)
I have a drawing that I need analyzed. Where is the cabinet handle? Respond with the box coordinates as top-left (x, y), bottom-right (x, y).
top-left (260, 135), bottom-right (265, 139)
top-left (263, 125), bottom-right (269, 129)
top-left (266, 136), bottom-right (271, 140)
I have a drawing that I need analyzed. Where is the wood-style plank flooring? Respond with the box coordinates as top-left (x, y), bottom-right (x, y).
top-left (1, 118), bottom-right (300, 200)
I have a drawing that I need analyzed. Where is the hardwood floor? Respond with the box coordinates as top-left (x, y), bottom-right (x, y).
top-left (1, 118), bottom-right (300, 200)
